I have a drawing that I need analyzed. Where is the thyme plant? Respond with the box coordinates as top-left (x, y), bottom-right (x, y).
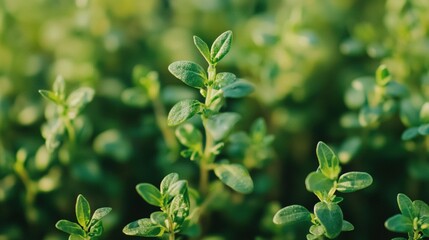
top-left (166, 30), bottom-right (254, 195)
top-left (273, 141), bottom-right (373, 239)
top-left (55, 194), bottom-right (111, 240)
top-left (123, 173), bottom-right (191, 240)
top-left (385, 193), bottom-right (429, 240)
top-left (39, 76), bottom-right (95, 152)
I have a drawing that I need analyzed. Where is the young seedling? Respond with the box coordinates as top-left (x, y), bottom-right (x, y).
top-left (167, 30), bottom-right (254, 195)
top-left (385, 193), bottom-right (429, 240)
top-left (55, 194), bottom-right (112, 240)
top-left (39, 75), bottom-right (95, 152)
top-left (273, 141), bottom-right (373, 239)
top-left (123, 173), bottom-right (191, 240)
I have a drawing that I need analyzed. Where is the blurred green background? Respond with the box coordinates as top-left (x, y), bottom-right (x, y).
top-left (1, 0), bottom-right (429, 239)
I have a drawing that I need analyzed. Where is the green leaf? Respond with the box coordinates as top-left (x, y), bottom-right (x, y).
top-left (136, 183), bottom-right (162, 207)
top-left (385, 214), bottom-right (413, 233)
top-left (68, 235), bottom-right (85, 240)
top-left (376, 64), bottom-right (391, 86)
top-left (169, 194), bottom-right (190, 225)
top-left (418, 123), bottom-right (429, 135)
top-left (167, 99), bottom-right (202, 126)
top-left (75, 194), bottom-right (91, 229)
top-left (412, 200), bottom-right (429, 218)
top-left (150, 211), bottom-right (167, 226)
top-left (39, 90), bottom-right (63, 105)
top-left (314, 202), bottom-right (343, 239)
top-left (305, 171), bottom-right (335, 194)
top-left (160, 173), bottom-right (179, 195)
top-left (309, 224), bottom-right (324, 236)
top-left (53, 75), bottom-right (65, 99)
top-left (214, 163), bottom-right (253, 194)
top-left (316, 141), bottom-right (341, 180)
top-left (401, 127), bottom-right (419, 141)
top-left (175, 123), bottom-right (203, 148)
top-left (221, 79), bottom-right (254, 98)
top-left (210, 30), bottom-right (233, 63)
top-left (55, 220), bottom-right (85, 237)
top-left (91, 207), bottom-right (112, 221)
top-left (67, 87), bottom-right (95, 110)
top-left (400, 99), bottom-right (420, 127)
top-left (167, 180), bottom-right (188, 197)
top-left (193, 36), bottom-right (211, 64)
top-left (306, 233), bottom-right (319, 240)
top-left (337, 172), bottom-right (373, 193)
top-left (206, 112), bottom-right (241, 141)
top-left (342, 220), bottom-right (354, 231)
top-left (385, 81), bottom-right (408, 98)
top-left (397, 193), bottom-right (414, 219)
top-left (272, 205), bottom-right (311, 225)
top-left (123, 218), bottom-right (165, 237)
top-left (358, 106), bottom-right (381, 127)
top-left (213, 72), bottom-right (237, 89)
top-left (168, 61), bottom-right (206, 89)
top-left (89, 220), bottom-right (103, 237)
top-left (121, 87), bottom-right (149, 107)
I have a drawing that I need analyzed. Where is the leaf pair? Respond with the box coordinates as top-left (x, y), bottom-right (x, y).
top-left (55, 194), bottom-right (111, 239)
top-left (193, 30), bottom-right (232, 65)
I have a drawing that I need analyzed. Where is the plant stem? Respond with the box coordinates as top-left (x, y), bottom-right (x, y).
top-left (199, 64), bottom-right (217, 196)
top-left (63, 116), bottom-right (76, 146)
top-left (169, 232), bottom-right (175, 240)
top-left (152, 95), bottom-right (179, 159)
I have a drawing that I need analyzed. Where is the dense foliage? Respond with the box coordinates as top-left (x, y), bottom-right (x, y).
top-left (1, 0), bottom-right (429, 239)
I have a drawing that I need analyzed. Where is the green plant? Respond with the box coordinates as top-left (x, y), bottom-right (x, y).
top-left (385, 193), bottom-right (429, 240)
top-left (39, 76), bottom-right (95, 152)
top-left (55, 194), bottom-right (112, 240)
top-left (273, 141), bottom-right (373, 239)
top-left (122, 173), bottom-right (191, 240)
top-left (167, 30), bottom-right (255, 195)
top-left (121, 66), bottom-right (179, 162)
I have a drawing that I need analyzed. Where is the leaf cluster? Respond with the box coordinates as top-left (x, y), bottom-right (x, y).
top-left (385, 193), bottom-right (429, 240)
top-left (39, 76), bottom-right (95, 152)
top-left (273, 141), bottom-right (373, 239)
top-left (122, 173), bottom-right (191, 238)
top-left (55, 194), bottom-right (111, 240)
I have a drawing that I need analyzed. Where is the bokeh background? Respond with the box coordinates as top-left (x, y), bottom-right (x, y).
top-left (1, 0), bottom-right (429, 239)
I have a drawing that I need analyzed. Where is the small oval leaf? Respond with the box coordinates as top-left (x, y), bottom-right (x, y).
top-left (221, 79), bottom-right (254, 98)
top-left (168, 61), bottom-right (206, 89)
top-left (136, 183), bottom-right (162, 207)
top-left (305, 171), bottom-right (335, 194)
top-left (160, 173), bottom-right (179, 195)
top-left (397, 193), bottom-right (414, 218)
top-left (314, 202), bottom-right (343, 239)
top-left (167, 99), bottom-right (202, 126)
top-left (175, 123), bottom-right (203, 148)
top-left (210, 30), bottom-right (233, 63)
top-left (401, 127), bottom-right (419, 141)
top-left (123, 218), bottom-right (165, 237)
top-left (385, 214), bottom-right (413, 233)
top-left (214, 163), bottom-right (253, 194)
top-left (273, 205), bottom-right (311, 225)
top-left (316, 141), bottom-right (341, 180)
top-left (206, 112), bottom-right (241, 141)
top-left (337, 172), bottom-right (373, 193)
top-left (76, 194), bottom-right (91, 229)
top-left (193, 36), bottom-right (211, 64)
top-left (92, 207), bottom-right (112, 221)
top-left (55, 220), bottom-right (85, 236)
